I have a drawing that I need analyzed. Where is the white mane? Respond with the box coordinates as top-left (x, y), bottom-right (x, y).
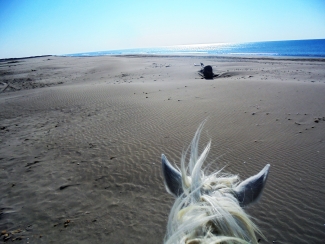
top-left (162, 122), bottom-right (269, 244)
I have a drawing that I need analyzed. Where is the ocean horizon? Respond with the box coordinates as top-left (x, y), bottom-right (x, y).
top-left (64, 39), bottom-right (325, 58)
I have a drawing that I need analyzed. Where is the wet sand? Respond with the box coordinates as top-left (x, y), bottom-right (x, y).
top-left (1, 55), bottom-right (325, 243)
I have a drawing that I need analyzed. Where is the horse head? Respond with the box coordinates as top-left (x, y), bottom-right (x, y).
top-left (161, 122), bottom-right (270, 244)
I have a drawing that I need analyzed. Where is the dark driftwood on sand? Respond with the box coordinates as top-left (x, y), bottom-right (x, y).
top-left (198, 65), bottom-right (218, 79)
top-left (0, 82), bottom-right (20, 93)
top-left (0, 83), bottom-right (9, 93)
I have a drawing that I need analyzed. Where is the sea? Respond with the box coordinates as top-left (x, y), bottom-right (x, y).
top-left (64, 39), bottom-right (325, 58)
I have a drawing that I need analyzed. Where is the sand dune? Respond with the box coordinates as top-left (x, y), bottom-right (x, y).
top-left (1, 56), bottom-right (325, 243)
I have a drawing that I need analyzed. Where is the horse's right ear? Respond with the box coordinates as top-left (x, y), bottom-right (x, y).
top-left (161, 154), bottom-right (183, 197)
top-left (234, 164), bottom-right (270, 207)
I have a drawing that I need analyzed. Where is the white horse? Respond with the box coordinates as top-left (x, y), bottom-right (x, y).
top-left (161, 122), bottom-right (270, 244)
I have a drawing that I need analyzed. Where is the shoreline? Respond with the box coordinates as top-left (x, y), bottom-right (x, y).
top-left (113, 54), bottom-right (325, 62)
top-left (2, 54), bottom-right (325, 63)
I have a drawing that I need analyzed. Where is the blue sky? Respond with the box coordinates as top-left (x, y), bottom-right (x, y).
top-left (1, 0), bottom-right (324, 58)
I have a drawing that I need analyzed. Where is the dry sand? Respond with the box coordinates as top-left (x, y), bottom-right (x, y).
top-left (1, 55), bottom-right (325, 243)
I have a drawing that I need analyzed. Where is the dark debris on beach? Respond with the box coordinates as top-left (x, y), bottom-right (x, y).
top-left (198, 63), bottom-right (219, 79)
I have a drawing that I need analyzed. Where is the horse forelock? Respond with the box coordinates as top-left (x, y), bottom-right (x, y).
top-left (164, 123), bottom-right (262, 244)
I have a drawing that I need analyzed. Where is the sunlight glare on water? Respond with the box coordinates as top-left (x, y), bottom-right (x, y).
top-left (64, 39), bottom-right (325, 58)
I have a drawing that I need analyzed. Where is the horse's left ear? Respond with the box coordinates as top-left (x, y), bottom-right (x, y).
top-left (161, 154), bottom-right (183, 197)
top-left (234, 164), bottom-right (270, 207)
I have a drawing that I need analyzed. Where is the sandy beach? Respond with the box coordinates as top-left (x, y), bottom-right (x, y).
top-left (1, 55), bottom-right (325, 243)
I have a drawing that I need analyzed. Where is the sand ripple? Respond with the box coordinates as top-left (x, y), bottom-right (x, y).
top-left (1, 56), bottom-right (325, 243)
